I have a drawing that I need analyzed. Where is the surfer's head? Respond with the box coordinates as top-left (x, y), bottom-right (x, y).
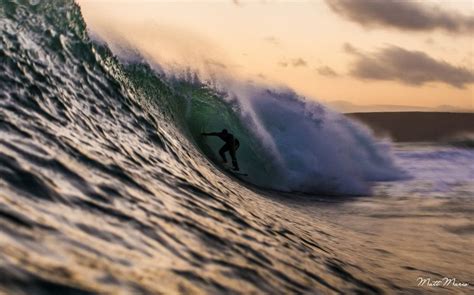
top-left (222, 129), bottom-right (228, 134)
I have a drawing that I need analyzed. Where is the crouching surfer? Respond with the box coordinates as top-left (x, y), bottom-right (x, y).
top-left (202, 129), bottom-right (240, 171)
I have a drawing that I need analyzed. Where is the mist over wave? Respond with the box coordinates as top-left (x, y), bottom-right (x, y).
top-left (88, 29), bottom-right (407, 195)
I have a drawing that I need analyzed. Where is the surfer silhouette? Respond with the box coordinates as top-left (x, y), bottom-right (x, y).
top-left (202, 129), bottom-right (240, 171)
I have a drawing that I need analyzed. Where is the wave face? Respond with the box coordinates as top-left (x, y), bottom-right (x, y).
top-left (178, 81), bottom-right (406, 195)
top-left (108, 51), bottom-right (406, 195)
top-left (185, 82), bottom-right (405, 194)
top-left (0, 0), bottom-right (405, 293)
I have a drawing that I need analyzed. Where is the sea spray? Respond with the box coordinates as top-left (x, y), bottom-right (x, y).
top-left (89, 35), bottom-right (406, 194)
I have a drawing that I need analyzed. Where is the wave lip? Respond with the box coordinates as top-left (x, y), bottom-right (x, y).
top-left (164, 74), bottom-right (408, 195)
top-left (222, 86), bottom-right (407, 195)
top-left (128, 62), bottom-right (408, 195)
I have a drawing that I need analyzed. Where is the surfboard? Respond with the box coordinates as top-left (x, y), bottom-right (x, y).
top-left (228, 170), bottom-right (248, 177)
top-left (224, 166), bottom-right (248, 176)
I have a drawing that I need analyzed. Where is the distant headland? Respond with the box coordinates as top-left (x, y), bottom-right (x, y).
top-left (347, 112), bottom-right (474, 142)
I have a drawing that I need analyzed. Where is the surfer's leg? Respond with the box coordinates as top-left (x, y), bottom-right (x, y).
top-left (229, 147), bottom-right (239, 171)
top-left (219, 145), bottom-right (228, 163)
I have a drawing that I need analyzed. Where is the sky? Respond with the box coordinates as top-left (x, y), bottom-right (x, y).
top-left (77, 0), bottom-right (473, 112)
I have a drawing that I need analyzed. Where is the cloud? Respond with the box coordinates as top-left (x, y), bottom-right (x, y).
top-left (325, 0), bottom-right (474, 34)
top-left (278, 58), bottom-right (308, 68)
top-left (425, 37), bottom-right (435, 45)
top-left (345, 44), bottom-right (474, 88)
top-left (204, 58), bottom-right (227, 69)
top-left (263, 36), bottom-right (281, 46)
top-left (326, 100), bottom-right (472, 113)
top-left (291, 58), bottom-right (307, 67)
top-left (232, 0), bottom-right (275, 6)
top-left (343, 42), bottom-right (359, 54)
top-left (316, 66), bottom-right (339, 77)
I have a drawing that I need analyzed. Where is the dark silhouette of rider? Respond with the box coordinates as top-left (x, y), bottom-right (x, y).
top-left (202, 129), bottom-right (240, 171)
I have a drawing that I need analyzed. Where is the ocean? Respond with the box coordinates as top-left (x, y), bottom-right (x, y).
top-left (0, 1), bottom-right (472, 294)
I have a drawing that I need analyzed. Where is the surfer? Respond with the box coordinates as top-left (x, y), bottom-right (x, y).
top-left (202, 129), bottom-right (240, 171)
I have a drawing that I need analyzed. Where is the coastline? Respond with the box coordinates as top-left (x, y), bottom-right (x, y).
top-left (346, 112), bottom-right (474, 142)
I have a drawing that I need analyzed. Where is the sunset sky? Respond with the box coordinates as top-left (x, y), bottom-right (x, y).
top-left (78, 0), bottom-right (473, 112)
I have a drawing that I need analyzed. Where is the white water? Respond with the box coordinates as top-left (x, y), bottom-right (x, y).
top-left (217, 83), bottom-right (408, 194)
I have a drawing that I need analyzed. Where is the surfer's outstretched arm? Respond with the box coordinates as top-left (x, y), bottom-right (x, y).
top-left (202, 132), bottom-right (220, 136)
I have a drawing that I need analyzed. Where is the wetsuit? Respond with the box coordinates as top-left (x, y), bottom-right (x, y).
top-left (203, 132), bottom-right (240, 170)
